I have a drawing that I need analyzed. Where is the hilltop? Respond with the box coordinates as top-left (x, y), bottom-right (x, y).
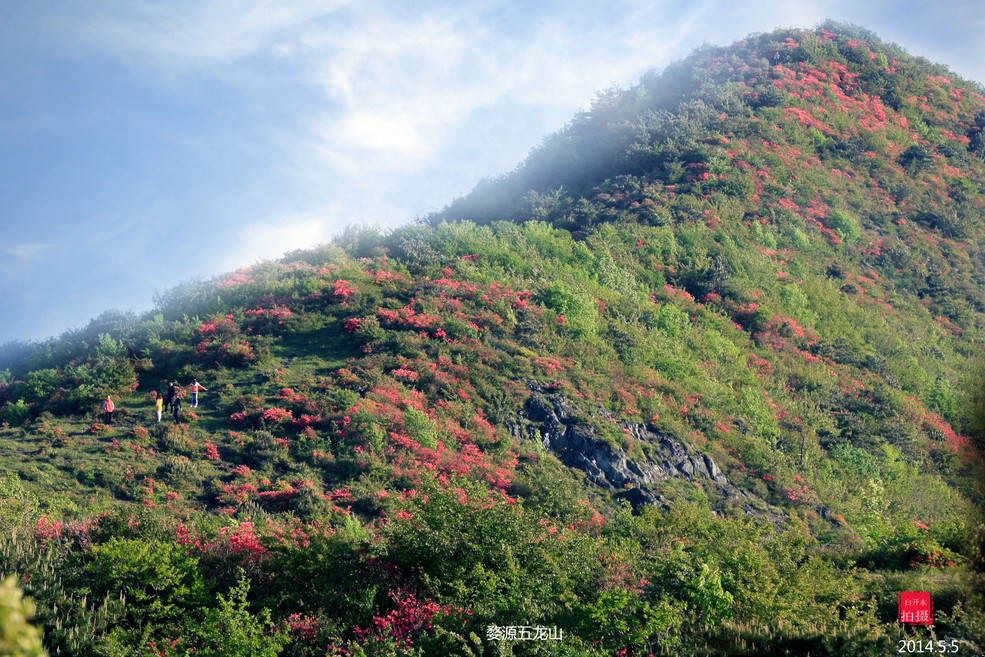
top-left (1, 22), bottom-right (984, 656)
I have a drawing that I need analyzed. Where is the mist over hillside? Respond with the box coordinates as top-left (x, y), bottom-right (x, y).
top-left (1, 23), bottom-right (984, 656)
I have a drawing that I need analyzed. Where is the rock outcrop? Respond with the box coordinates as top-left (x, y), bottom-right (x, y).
top-left (509, 388), bottom-right (798, 524)
top-left (510, 391), bottom-right (731, 508)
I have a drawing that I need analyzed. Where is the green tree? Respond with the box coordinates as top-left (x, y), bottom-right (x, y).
top-left (187, 576), bottom-right (288, 657)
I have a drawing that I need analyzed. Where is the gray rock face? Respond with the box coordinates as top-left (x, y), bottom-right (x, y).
top-left (508, 390), bottom-right (792, 522)
top-left (518, 392), bottom-right (729, 498)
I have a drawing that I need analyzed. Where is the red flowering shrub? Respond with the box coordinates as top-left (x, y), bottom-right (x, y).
top-left (391, 367), bottom-right (419, 382)
top-left (333, 279), bottom-right (356, 299)
top-left (34, 515), bottom-right (63, 545)
top-left (353, 589), bottom-right (461, 647)
top-left (261, 407), bottom-right (293, 425)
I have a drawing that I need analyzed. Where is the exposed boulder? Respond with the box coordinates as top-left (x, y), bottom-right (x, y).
top-left (512, 391), bottom-right (794, 522)
top-left (514, 391), bottom-right (727, 496)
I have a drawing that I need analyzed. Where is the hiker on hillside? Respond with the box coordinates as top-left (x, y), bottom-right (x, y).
top-left (172, 393), bottom-right (182, 423)
top-left (103, 396), bottom-right (115, 425)
top-left (185, 379), bottom-right (208, 408)
top-left (155, 393), bottom-right (164, 422)
top-left (164, 381), bottom-right (177, 413)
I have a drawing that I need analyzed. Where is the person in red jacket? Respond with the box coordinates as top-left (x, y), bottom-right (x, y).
top-left (186, 379), bottom-right (208, 407)
top-left (103, 396), bottom-right (115, 425)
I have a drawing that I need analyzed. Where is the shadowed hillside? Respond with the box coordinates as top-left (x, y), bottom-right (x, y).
top-left (1, 22), bottom-right (984, 656)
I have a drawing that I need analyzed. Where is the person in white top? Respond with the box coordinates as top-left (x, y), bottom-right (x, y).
top-left (185, 380), bottom-right (208, 407)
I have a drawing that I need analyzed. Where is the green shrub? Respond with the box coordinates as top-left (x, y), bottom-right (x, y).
top-left (1, 400), bottom-right (30, 426)
top-left (184, 576), bottom-right (288, 657)
top-left (79, 537), bottom-right (206, 626)
top-left (0, 576), bottom-right (46, 657)
top-left (157, 456), bottom-right (201, 486)
top-left (828, 210), bottom-right (860, 243)
top-left (402, 407), bottom-right (439, 449)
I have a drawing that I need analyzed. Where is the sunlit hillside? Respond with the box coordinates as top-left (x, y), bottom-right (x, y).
top-left (1, 22), bottom-right (984, 656)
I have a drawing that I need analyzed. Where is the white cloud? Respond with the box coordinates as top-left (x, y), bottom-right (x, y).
top-left (248, 1), bottom-right (755, 238)
top-left (293, 4), bottom-right (719, 182)
top-left (218, 208), bottom-right (343, 273)
top-left (58, 0), bottom-right (845, 196)
top-left (298, 11), bottom-right (489, 159)
top-left (0, 243), bottom-right (54, 282)
top-left (69, 0), bottom-right (354, 65)
top-left (0, 243), bottom-right (51, 260)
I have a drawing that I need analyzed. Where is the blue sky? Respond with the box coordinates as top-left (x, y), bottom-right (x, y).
top-left (1, 1), bottom-right (983, 345)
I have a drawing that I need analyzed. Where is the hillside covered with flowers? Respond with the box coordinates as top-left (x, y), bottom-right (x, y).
top-left (1, 22), bottom-right (984, 656)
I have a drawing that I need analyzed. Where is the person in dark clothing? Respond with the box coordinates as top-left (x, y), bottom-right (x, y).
top-left (172, 394), bottom-right (182, 422)
top-left (165, 382), bottom-right (177, 413)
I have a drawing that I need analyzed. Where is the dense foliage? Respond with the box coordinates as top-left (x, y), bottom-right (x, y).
top-left (1, 22), bottom-right (984, 656)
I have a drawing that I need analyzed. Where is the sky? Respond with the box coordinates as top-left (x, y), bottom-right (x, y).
top-left (1, 1), bottom-right (983, 346)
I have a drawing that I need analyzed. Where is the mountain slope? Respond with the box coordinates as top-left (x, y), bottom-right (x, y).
top-left (1, 23), bottom-right (984, 657)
